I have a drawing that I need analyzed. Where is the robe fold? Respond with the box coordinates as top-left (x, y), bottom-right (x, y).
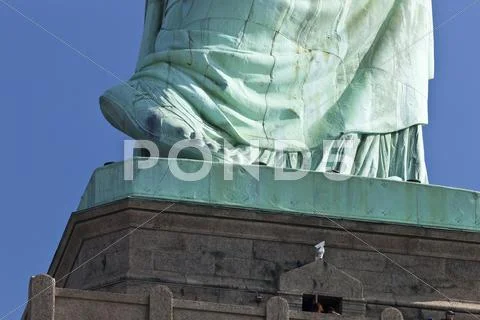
top-left (100, 0), bottom-right (434, 182)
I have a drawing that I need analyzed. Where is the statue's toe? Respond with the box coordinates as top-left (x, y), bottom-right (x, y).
top-left (141, 108), bottom-right (195, 142)
top-left (100, 87), bottom-right (145, 140)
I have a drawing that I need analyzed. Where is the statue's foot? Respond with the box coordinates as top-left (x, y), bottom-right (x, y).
top-left (100, 85), bottom-right (145, 141)
top-left (100, 82), bottom-right (212, 158)
top-left (101, 82), bottom-right (314, 166)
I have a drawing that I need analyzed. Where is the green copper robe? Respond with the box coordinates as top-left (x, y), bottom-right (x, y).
top-left (100, 0), bottom-right (434, 182)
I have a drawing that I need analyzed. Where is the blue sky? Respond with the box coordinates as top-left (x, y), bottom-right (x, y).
top-left (0, 1), bottom-right (479, 318)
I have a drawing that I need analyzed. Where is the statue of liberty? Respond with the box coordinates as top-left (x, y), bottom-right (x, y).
top-left (100, 0), bottom-right (434, 183)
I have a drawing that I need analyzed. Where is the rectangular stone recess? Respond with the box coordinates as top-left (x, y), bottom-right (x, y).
top-left (78, 158), bottom-right (480, 232)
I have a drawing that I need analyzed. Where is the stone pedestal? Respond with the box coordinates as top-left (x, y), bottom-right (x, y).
top-left (47, 196), bottom-right (480, 319)
top-left (50, 199), bottom-right (365, 311)
top-left (24, 159), bottom-right (480, 319)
